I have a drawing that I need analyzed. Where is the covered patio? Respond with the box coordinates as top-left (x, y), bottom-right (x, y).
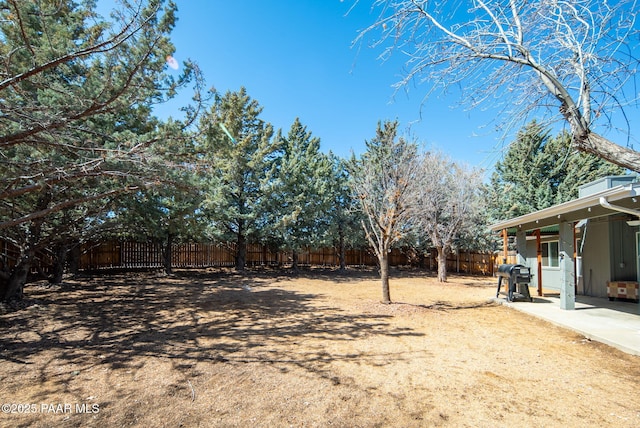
top-left (490, 176), bottom-right (640, 311)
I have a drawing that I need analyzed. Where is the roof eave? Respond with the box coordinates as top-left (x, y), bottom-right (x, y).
top-left (489, 184), bottom-right (640, 232)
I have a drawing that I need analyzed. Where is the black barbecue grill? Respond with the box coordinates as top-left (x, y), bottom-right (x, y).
top-left (496, 264), bottom-right (532, 302)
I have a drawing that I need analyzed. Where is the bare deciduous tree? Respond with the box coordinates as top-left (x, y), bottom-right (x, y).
top-left (416, 153), bottom-right (485, 282)
top-left (356, 0), bottom-right (640, 171)
top-left (349, 121), bottom-right (420, 303)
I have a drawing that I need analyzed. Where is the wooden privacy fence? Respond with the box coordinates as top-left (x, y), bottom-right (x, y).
top-left (80, 241), bottom-right (237, 270)
top-left (77, 241), bottom-right (499, 276)
top-left (444, 251), bottom-right (508, 276)
top-left (78, 241), bottom-right (382, 270)
top-left (0, 239), bottom-right (54, 274)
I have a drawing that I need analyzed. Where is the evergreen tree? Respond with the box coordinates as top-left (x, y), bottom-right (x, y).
top-left (108, 169), bottom-right (204, 274)
top-left (488, 121), bottom-right (624, 222)
top-left (262, 118), bottom-right (333, 271)
top-left (548, 132), bottom-right (625, 203)
top-left (488, 121), bottom-right (550, 219)
top-left (105, 118), bottom-right (207, 274)
top-left (0, 0), bottom-right (199, 300)
top-left (197, 88), bottom-right (276, 270)
top-left (323, 154), bottom-right (367, 270)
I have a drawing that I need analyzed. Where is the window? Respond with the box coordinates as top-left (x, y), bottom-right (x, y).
top-left (542, 241), bottom-right (559, 267)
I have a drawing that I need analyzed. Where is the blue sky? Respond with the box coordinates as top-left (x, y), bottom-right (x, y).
top-left (152, 0), bottom-right (506, 170)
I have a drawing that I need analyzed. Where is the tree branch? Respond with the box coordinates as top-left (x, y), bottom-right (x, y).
top-left (0, 186), bottom-right (140, 231)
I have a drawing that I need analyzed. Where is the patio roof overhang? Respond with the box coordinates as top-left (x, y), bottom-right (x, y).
top-left (490, 183), bottom-right (640, 233)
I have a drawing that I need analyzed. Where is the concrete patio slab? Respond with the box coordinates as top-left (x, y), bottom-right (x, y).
top-left (493, 295), bottom-right (640, 356)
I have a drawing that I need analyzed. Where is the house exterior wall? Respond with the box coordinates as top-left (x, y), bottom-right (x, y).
top-left (524, 238), bottom-right (561, 292)
top-left (525, 239), bottom-right (537, 283)
top-left (609, 218), bottom-right (638, 282)
top-left (579, 218), bottom-right (610, 298)
top-left (520, 217), bottom-right (638, 298)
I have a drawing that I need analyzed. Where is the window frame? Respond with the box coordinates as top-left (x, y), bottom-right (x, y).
top-left (541, 240), bottom-right (559, 268)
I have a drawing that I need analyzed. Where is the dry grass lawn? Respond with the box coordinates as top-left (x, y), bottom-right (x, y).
top-left (1, 268), bottom-right (639, 427)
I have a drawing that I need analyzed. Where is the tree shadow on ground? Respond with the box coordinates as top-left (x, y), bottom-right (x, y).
top-left (403, 300), bottom-right (498, 311)
top-left (0, 270), bottom-right (424, 396)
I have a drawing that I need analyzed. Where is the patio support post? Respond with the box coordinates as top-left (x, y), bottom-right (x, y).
top-left (559, 221), bottom-right (576, 310)
top-left (502, 229), bottom-right (508, 263)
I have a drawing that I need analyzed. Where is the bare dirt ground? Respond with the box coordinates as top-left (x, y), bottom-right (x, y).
top-left (1, 268), bottom-right (639, 427)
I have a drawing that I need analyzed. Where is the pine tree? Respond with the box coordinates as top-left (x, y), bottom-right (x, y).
top-left (488, 121), bottom-right (624, 222)
top-left (108, 166), bottom-right (205, 274)
top-left (197, 88), bottom-right (276, 270)
top-left (262, 118), bottom-right (333, 271)
top-left (0, 0), bottom-right (198, 300)
top-left (547, 131), bottom-right (625, 203)
top-left (323, 154), bottom-right (367, 270)
top-left (488, 121), bottom-right (550, 219)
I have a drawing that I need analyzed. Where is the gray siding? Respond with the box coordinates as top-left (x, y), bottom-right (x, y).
top-left (519, 215), bottom-right (638, 298)
top-left (609, 218), bottom-right (638, 282)
top-left (524, 238), bottom-right (561, 292)
top-left (581, 219), bottom-right (611, 297)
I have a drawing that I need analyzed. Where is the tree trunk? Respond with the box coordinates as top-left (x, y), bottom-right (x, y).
top-left (235, 228), bottom-right (246, 271)
top-left (67, 244), bottom-right (80, 275)
top-left (436, 246), bottom-right (448, 283)
top-left (49, 243), bottom-right (69, 284)
top-left (1, 191), bottom-right (49, 300)
top-left (380, 253), bottom-right (391, 304)
top-left (562, 100), bottom-right (640, 172)
top-left (338, 223), bottom-right (346, 271)
top-left (291, 251), bottom-right (299, 272)
top-left (418, 251), bottom-right (426, 269)
top-left (163, 233), bottom-right (173, 275)
top-left (1, 258), bottom-right (30, 301)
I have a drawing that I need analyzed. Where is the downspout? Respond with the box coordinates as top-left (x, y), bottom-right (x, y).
top-left (599, 197), bottom-right (640, 218)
